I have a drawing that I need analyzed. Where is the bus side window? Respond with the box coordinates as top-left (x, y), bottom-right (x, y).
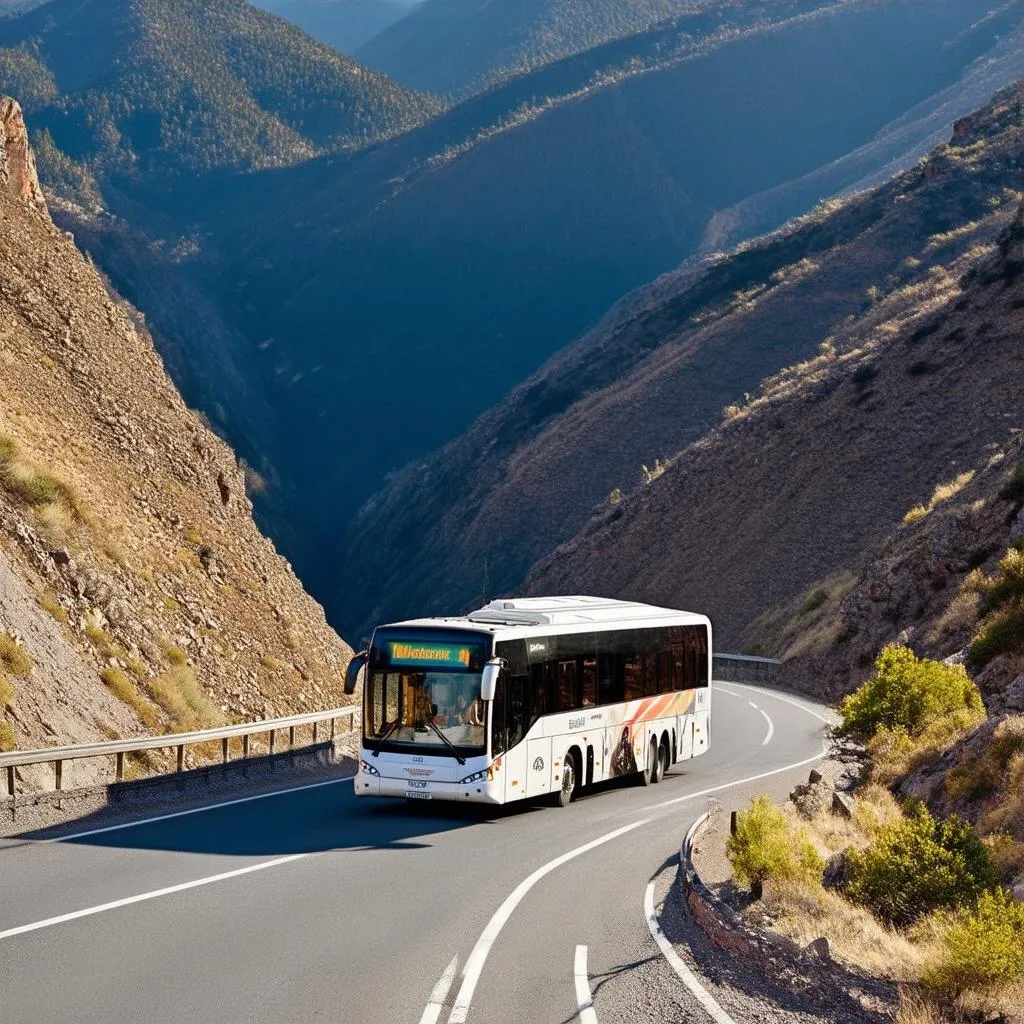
top-left (508, 675), bottom-right (527, 748)
top-left (582, 658), bottom-right (597, 707)
top-left (557, 660), bottom-right (577, 712)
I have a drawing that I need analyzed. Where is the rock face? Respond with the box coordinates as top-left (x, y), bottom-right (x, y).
top-left (0, 97), bottom-right (352, 777)
top-left (0, 96), bottom-right (47, 218)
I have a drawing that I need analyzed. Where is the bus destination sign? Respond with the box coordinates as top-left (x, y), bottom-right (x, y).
top-left (388, 642), bottom-right (472, 669)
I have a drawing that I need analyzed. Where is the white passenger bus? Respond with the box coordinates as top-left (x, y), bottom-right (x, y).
top-left (345, 596), bottom-right (712, 806)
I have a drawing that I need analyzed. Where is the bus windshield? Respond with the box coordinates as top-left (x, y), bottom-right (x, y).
top-left (364, 670), bottom-right (486, 753)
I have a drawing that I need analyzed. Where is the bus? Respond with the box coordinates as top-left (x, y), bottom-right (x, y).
top-left (345, 596), bottom-right (711, 807)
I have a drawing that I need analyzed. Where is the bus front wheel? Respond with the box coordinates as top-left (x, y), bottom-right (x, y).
top-left (555, 755), bottom-right (577, 807)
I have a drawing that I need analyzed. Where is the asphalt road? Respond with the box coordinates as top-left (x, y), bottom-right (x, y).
top-left (0, 683), bottom-right (833, 1024)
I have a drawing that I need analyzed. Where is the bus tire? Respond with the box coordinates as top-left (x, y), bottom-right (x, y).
top-left (555, 755), bottom-right (577, 807)
top-left (653, 741), bottom-right (667, 784)
top-left (640, 739), bottom-right (658, 786)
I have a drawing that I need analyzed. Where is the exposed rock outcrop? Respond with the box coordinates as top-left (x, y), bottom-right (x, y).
top-left (0, 96), bottom-right (47, 218)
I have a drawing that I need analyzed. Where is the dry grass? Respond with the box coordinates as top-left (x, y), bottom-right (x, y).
top-left (147, 665), bottom-right (222, 731)
top-left (38, 590), bottom-right (69, 626)
top-left (260, 653), bottom-right (284, 672)
top-left (759, 877), bottom-right (933, 980)
top-left (0, 672), bottom-right (13, 708)
top-left (158, 640), bottom-right (188, 667)
top-left (902, 472), bottom-right (976, 528)
top-left (0, 719), bottom-right (14, 751)
top-left (868, 709), bottom-right (985, 786)
top-left (0, 633), bottom-right (33, 677)
top-left (101, 666), bottom-right (160, 729)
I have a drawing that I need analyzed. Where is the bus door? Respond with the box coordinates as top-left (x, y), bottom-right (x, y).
top-left (502, 674), bottom-right (529, 801)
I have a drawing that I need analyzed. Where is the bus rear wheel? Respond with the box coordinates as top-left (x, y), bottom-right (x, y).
top-left (640, 738), bottom-right (658, 786)
top-left (653, 741), bottom-right (667, 784)
top-left (555, 755), bottom-right (577, 807)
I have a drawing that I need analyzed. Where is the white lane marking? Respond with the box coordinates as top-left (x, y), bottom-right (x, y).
top-left (445, 820), bottom-right (647, 1024)
top-left (744, 701), bottom-right (774, 747)
top-left (36, 774), bottom-right (354, 844)
top-left (714, 682), bottom-right (835, 725)
top-left (420, 956), bottom-right (459, 1024)
top-left (0, 852), bottom-right (311, 941)
top-left (644, 882), bottom-right (736, 1024)
top-left (650, 745), bottom-right (827, 811)
top-left (574, 945), bottom-right (598, 1024)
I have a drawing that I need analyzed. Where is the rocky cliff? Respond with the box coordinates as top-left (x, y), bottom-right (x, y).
top-left (0, 96), bottom-right (45, 216)
top-left (0, 99), bottom-right (351, 778)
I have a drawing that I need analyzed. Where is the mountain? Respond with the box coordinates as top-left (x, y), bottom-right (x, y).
top-left (251, 0), bottom-right (422, 55)
top-left (11, 0), bottom-right (1024, 638)
top-left (0, 97), bottom-right (351, 774)
top-left (356, 0), bottom-right (697, 97)
top-left (520, 82), bottom-right (1024, 653)
top-left (0, 0), bottom-right (442, 190)
top-left (337, 54), bottom-right (1024, 638)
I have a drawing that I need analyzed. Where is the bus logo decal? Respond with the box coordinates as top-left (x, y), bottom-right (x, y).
top-left (532, 757), bottom-right (544, 771)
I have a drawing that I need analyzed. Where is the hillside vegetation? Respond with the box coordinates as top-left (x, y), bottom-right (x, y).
top-left (521, 82), bottom-right (1024, 652)
top-left (0, 97), bottom-right (351, 783)
top-left (340, 77), bottom-right (1024, 637)
top-left (0, 0), bottom-right (441, 188)
top-left (357, 0), bottom-right (697, 96)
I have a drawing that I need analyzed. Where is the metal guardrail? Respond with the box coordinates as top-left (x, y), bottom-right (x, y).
top-left (713, 652), bottom-right (783, 684)
top-left (0, 705), bottom-right (360, 799)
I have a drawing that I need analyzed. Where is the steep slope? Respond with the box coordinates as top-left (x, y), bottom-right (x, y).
top-left (251, 0), bottom-right (421, 55)
top-left (0, 0), bottom-right (441, 189)
top-left (339, 76), bottom-right (1024, 636)
top-left (220, 0), bottom-right (1024, 616)
top-left (0, 98), bottom-right (351, 771)
top-left (521, 83), bottom-right (1024, 651)
top-left (356, 0), bottom-right (695, 97)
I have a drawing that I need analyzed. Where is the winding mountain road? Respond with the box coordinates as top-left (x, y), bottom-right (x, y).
top-left (0, 683), bottom-right (832, 1023)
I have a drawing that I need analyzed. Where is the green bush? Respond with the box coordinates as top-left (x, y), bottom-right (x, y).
top-left (838, 645), bottom-right (984, 740)
top-left (923, 888), bottom-right (1024, 994)
top-left (726, 796), bottom-right (824, 890)
top-left (843, 801), bottom-right (1000, 926)
top-left (979, 548), bottom-right (1024, 615)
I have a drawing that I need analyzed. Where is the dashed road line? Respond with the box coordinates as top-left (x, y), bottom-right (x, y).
top-left (574, 944), bottom-right (598, 1024)
top-left (745, 700), bottom-right (774, 746)
top-left (644, 882), bottom-right (736, 1024)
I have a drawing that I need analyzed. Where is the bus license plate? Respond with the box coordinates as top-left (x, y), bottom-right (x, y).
top-left (406, 791), bottom-right (432, 800)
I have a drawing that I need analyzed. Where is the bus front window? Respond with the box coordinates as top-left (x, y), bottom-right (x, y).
top-left (365, 671), bottom-right (487, 752)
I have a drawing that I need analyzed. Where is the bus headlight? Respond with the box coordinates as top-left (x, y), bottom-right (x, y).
top-left (460, 766), bottom-right (492, 784)
top-left (360, 759), bottom-right (380, 777)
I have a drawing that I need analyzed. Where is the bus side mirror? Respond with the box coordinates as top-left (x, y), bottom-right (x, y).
top-left (344, 651), bottom-right (367, 696)
top-left (481, 659), bottom-right (502, 702)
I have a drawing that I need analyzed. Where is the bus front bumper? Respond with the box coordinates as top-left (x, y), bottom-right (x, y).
top-left (354, 772), bottom-right (503, 805)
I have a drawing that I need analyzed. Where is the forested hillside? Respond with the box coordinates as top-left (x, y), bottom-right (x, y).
top-left (357, 0), bottom-right (694, 96)
top-left (0, 0), bottom-right (441, 188)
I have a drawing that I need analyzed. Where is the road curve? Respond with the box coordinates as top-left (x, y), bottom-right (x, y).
top-left (0, 683), bottom-right (832, 1023)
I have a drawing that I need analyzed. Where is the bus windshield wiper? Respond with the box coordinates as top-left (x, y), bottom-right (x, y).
top-left (372, 720), bottom-right (400, 756)
top-left (426, 721), bottom-right (466, 765)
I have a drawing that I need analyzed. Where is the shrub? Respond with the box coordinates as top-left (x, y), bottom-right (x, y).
top-left (726, 796), bottom-right (824, 890)
top-left (0, 672), bottom-right (13, 708)
top-left (801, 588), bottom-right (829, 615)
top-left (38, 591), bottom-right (69, 626)
top-left (838, 645), bottom-right (984, 741)
top-left (0, 634), bottom-right (33, 678)
top-left (853, 363), bottom-right (878, 388)
top-left (902, 505), bottom-right (928, 527)
top-left (978, 548), bottom-right (1024, 615)
top-left (968, 600), bottom-right (1024, 670)
top-left (0, 720), bottom-right (14, 751)
top-left (843, 801), bottom-right (1000, 926)
top-left (923, 888), bottom-right (1024, 995)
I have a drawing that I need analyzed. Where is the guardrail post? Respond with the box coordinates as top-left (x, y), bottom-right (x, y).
top-left (243, 734), bottom-right (250, 759)
top-left (288, 726), bottom-right (295, 750)
top-left (330, 717), bottom-right (336, 741)
top-left (6, 764), bottom-right (14, 798)
top-left (115, 751), bottom-right (124, 783)
top-left (54, 759), bottom-right (62, 808)
top-left (269, 730), bottom-right (276, 755)
top-left (177, 744), bottom-right (185, 773)
top-left (313, 720), bottom-right (319, 744)
top-left (221, 737), bottom-right (229, 764)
